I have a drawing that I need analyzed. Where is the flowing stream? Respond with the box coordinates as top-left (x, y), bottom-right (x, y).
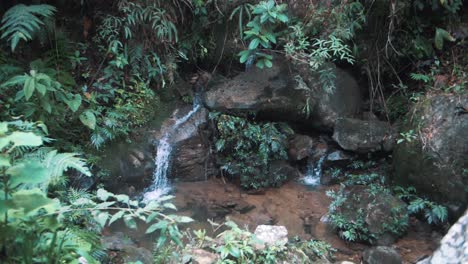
top-left (143, 101), bottom-right (201, 202)
top-left (302, 155), bottom-right (326, 187)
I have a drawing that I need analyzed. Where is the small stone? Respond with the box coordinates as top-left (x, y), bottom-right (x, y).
top-left (128, 154), bottom-right (142, 168)
top-left (326, 150), bottom-right (351, 162)
top-left (190, 249), bottom-right (218, 264)
top-left (254, 225), bottom-right (288, 249)
top-left (130, 149), bottom-right (145, 161)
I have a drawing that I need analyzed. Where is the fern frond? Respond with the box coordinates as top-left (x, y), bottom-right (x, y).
top-left (410, 73), bottom-right (431, 83)
top-left (43, 150), bottom-right (91, 184)
top-left (0, 4), bottom-right (57, 51)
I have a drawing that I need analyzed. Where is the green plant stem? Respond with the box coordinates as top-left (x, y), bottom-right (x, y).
top-left (2, 169), bottom-right (8, 257)
top-left (47, 231), bottom-right (58, 264)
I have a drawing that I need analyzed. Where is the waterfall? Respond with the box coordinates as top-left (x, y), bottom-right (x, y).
top-left (143, 100), bottom-right (201, 202)
top-left (302, 155), bottom-right (326, 187)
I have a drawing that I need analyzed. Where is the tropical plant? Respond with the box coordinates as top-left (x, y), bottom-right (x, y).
top-left (394, 186), bottom-right (448, 225)
top-left (0, 4), bottom-right (56, 51)
top-left (326, 184), bottom-right (409, 243)
top-left (0, 121), bottom-right (191, 263)
top-left (211, 113), bottom-right (292, 189)
top-left (397, 130), bottom-right (418, 144)
top-left (163, 220), bottom-right (335, 264)
top-left (238, 0), bottom-right (289, 69)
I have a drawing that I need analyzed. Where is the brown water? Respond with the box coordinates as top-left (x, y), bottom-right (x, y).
top-left (106, 178), bottom-right (441, 263)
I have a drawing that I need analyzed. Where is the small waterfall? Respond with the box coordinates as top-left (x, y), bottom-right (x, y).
top-left (302, 155), bottom-right (326, 187)
top-left (143, 101), bottom-right (201, 202)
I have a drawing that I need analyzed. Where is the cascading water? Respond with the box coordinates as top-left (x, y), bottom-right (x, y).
top-left (302, 155), bottom-right (326, 187)
top-left (143, 99), bottom-right (201, 202)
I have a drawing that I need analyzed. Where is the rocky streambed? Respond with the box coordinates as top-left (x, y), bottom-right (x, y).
top-left (97, 56), bottom-right (467, 263)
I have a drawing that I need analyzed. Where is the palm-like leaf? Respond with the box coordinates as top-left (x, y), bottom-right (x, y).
top-left (0, 4), bottom-right (57, 51)
top-left (43, 150), bottom-right (91, 184)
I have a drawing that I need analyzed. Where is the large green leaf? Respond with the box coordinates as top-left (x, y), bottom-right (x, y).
top-left (23, 74), bottom-right (35, 100)
top-left (0, 131), bottom-right (43, 150)
top-left (0, 156), bottom-right (11, 168)
top-left (434, 28), bottom-right (455, 50)
top-left (0, 122), bottom-right (8, 134)
top-left (64, 94), bottom-right (82, 112)
top-left (96, 212), bottom-right (109, 227)
top-left (6, 160), bottom-right (48, 187)
top-left (79, 110), bottom-right (96, 130)
top-left (43, 150), bottom-right (91, 180)
top-left (9, 189), bottom-right (59, 214)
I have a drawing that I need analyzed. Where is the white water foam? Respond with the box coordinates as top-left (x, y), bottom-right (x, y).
top-left (143, 104), bottom-right (201, 202)
top-left (302, 155), bottom-right (326, 187)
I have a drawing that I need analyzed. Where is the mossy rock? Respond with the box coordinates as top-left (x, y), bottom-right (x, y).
top-left (392, 94), bottom-right (468, 218)
top-left (330, 185), bottom-right (409, 245)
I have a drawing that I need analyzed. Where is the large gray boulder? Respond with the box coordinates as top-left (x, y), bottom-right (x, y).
top-left (332, 118), bottom-right (397, 153)
top-left (363, 246), bottom-right (403, 264)
top-left (203, 60), bottom-right (306, 121)
top-left (203, 58), bottom-right (362, 131)
top-left (392, 94), bottom-right (468, 217)
top-left (418, 210), bottom-right (468, 264)
top-left (293, 63), bottom-right (362, 130)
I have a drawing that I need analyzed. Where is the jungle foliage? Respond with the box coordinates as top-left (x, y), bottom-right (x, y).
top-left (0, 0), bottom-right (465, 263)
top-left (0, 121), bottom-right (188, 263)
top-left (211, 112), bottom-right (292, 189)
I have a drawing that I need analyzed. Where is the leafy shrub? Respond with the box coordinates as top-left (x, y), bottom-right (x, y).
top-left (211, 113), bottom-right (292, 189)
top-left (326, 184), bottom-right (409, 243)
top-left (0, 120), bottom-right (190, 263)
top-left (238, 0), bottom-right (289, 69)
top-left (0, 4), bottom-right (56, 51)
top-left (394, 186), bottom-right (448, 225)
top-left (160, 220), bottom-right (335, 264)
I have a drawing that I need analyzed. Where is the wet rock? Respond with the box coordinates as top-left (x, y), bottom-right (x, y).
top-left (417, 210), bottom-right (468, 264)
top-left (326, 150), bottom-right (352, 163)
top-left (254, 225), bottom-right (288, 249)
top-left (101, 144), bottom-right (155, 188)
top-left (363, 246), bottom-right (402, 264)
top-left (270, 160), bottom-right (300, 181)
top-left (234, 200), bottom-right (256, 214)
top-left (288, 134), bottom-right (314, 161)
top-left (331, 186), bottom-right (408, 245)
top-left (204, 59), bottom-right (306, 121)
top-left (190, 248), bottom-right (218, 264)
top-left (130, 149), bottom-right (145, 161)
top-left (128, 153), bottom-right (142, 168)
top-left (204, 58), bottom-right (362, 131)
top-left (311, 140), bottom-right (329, 160)
top-left (293, 63), bottom-right (362, 131)
top-left (169, 107), bottom-right (217, 182)
top-left (101, 232), bottom-right (153, 264)
top-left (171, 136), bottom-right (215, 182)
top-left (392, 94), bottom-right (468, 217)
top-left (332, 118), bottom-right (397, 153)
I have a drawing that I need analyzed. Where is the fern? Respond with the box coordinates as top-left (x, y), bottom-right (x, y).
top-left (0, 4), bottom-right (57, 52)
top-left (43, 150), bottom-right (91, 185)
top-left (410, 73), bottom-right (431, 83)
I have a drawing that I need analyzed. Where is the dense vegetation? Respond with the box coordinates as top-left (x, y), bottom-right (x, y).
top-left (0, 0), bottom-right (465, 263)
